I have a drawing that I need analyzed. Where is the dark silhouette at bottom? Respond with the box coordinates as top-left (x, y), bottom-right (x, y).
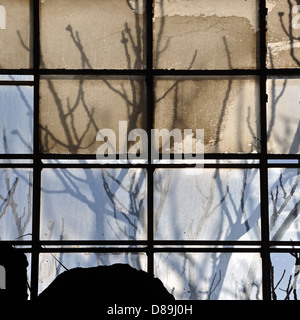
top-left (0, 244), bottom-right (28, 300)
top-left (38, 263), bottom-right (175, 301)
top-left (0, 245), bottom-right (174, 301)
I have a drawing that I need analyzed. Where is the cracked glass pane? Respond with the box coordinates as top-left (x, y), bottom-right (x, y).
top-left (154, 168), bottom-right (261, 241)
top-left (155, 252), bottom-right (262, 300)
top-left (268, 168), bottom-right (300, 241)
top-left (40, 168), bottom-right (147, 241)
top-left (0, 0), bottom-right (32, 69)
top-left (40, 0), bottom-right (145, 69)
top-left (267, 0), bottom-right (300, 69)
top-left (0, 85), bottom-right (33, 154)
top-left (154, 0), bottom-right (259, 69)
top-left (0, 169), bottom-right (33, 240)
top-left (39, 76), bottom-right (146, 155)
top-left (154, 76), bottom-right (260, 154)
top-left (267, 77), bottom-right (300, 154)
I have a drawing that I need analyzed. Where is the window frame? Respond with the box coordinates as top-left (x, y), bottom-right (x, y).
top-left (0, 0), bottom-right (299, 300)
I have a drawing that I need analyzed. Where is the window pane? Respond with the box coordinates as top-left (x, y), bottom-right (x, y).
top-left (269, 168), bottom-right (300, 241)
top-left (267, 0), bottom-right (300, 68)
top-left (39, 76), bottom-right (146, 154)
top-left (0, 85), bottom-right (33, 154)
top-left (154, 0), bottom-right (259, 70)
top-left (271, 253), bottom-right (300, 300)
top-left (155, 252), bottom-right (262, 300)
top-left (0, 0), bottom-right (32, 69)
top-left (40, 0), bottom-right (145, 69)
top-left (154, 168), bottom-right (261, 241)
top-left (267, 77), bottom-right (300, 154)
top-left (154, 77), bottom-right (260, 154)
top-left (39, 252), bottom-right (147, 294)
top-left (0, 169), bottom-right (33, 240)
top-left (40, 168), bottom-right (147, 240)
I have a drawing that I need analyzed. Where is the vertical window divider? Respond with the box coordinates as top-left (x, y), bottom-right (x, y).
top-left (146, 0), bottom-right (154, 276)
top-left (31, 0), bottom-right (41, 300)
top-left (259, 0), bottom-right (271, 300)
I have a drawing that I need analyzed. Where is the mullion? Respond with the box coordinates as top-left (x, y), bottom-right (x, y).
top-left (259, 0), bottom-right (271, 300)
top-left (146, 0), bottom-right (154, 276)
top-left (30, 0), bottom-right (41, 300)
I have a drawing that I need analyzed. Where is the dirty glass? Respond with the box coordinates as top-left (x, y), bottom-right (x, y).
top-left (155, 252), bottom-right (262, 300)
top-left (0, 169), bottom-right (33, 240)
top-left (40, 0), bottom-right (145, 69)
top-left (0, 0), bottom-right (32, 69)
top-left (267, 0), bottom-right (300, 68)
top-left (39, 76), bottom-right (146, 154)
top-left (154, 168), bottom-right (261, 241)
top-left (154, 77), bottom-right (260, 154)
top-left (154, 0), bottom-right (259, 70)
top-left (269, 168), bottom-right (300, 241)
top-left (0, 84), bottom-right (33, 154)
top-left (39, 252), bottom-right (147, 294)
top-left (40, 168), bottom-right (147, 240)
top-left (267, 77), bottom-right (300, 154)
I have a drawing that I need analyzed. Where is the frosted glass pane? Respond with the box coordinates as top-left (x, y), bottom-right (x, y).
top-left (155, 252), bottom-right (262, 300)
top-left (0, 169), bottom-right (33, 240)
top-left (154, 169), bottom-right (261, 241)
top-left (267, 77), bottom-right (300, 154)
top-left (40, 0), bottom-right (145, 69)
top-left (154, 0), bottom-right (259, 69)
top-left (0, 85), bottom-right (33, 154)
top-left (40, 168), bottom-right (147, 240)
top-left (39, 76), bottom-right (146, 154)
top-left (0, 0), bottom-right (32, 69)
top-left (39, 252), bottom-right (147, 294)
top-left (154, 77), bottom-right (260, 154)
top-left (269, 168), bottom-right (300, 241)
top-left (271, 253), bottom-right (300, 300)
top-left (267, 0), bottom-right (300, 68)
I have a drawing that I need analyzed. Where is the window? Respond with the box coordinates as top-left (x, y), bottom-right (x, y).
top-left (0, 0), bottom-right (300, 301)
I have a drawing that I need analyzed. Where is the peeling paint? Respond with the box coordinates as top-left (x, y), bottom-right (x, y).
top-left (154, 13), bottom-right (258, 69)
top-left (154, 0), bottom-right (259, 32)
top-left (268, 40), bottom-right (300, 55)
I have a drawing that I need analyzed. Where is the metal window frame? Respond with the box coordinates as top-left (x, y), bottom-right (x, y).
top-left (0, 0), bottom-right (300, 300)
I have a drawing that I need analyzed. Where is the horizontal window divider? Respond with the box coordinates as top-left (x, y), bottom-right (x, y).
top-left (0, 81), bottom-right (34, 86)
top-left (268, 163), bottom-right (299, 168)
top-left (0, 154), bottom-right (34, 159)
top-left (0, 240), bottom-right (33, 246)
top-left (0, 69), bottom-right (35, 75)
top-left (266, 68), bottom-right (300, 76)
top-left (0, 164), bottom-right (34, 168)
top-left (269, 241), bottom-right (300, 247)
top-left (1, 68), bottom-right (300, 77)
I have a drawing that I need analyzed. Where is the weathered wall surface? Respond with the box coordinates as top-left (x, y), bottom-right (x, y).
top-left (0, 0), bottom-right (32, 68)
top-left (39, 76), bottom-right (146, 154)
top-left (154, 0), bottom-right (259, 69)
top-left (154, 77), bottom-right (260, 154)
top-left (40, 0), bottom-right (145, 69)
